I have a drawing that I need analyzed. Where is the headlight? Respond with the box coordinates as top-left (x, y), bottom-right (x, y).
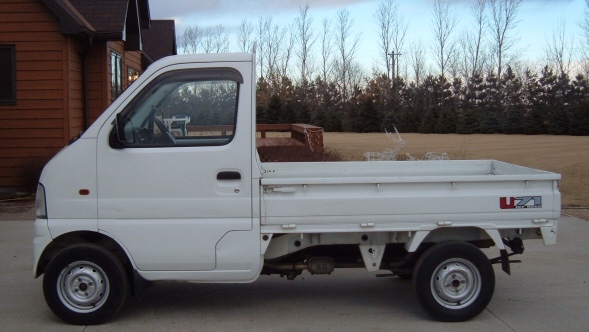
top-left (35, 183), bottom-right (47, 219)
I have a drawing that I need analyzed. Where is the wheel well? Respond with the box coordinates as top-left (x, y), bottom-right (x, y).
top-left (395, 228), bottom-right (496, 273)
top-left (36, 231), bottom-right (134, 288)
top-left (421, 227), bottom-right (492, 245)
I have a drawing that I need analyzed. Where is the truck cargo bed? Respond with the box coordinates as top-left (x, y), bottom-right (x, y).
top-left (260, 160), bottom-right (561, 232)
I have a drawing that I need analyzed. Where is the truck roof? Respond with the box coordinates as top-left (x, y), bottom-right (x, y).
top-left (152, 53), bottom-right (255, 68)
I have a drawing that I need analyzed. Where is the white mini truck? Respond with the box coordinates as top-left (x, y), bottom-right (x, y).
top-left (33, 53), bottom-right (561, 325)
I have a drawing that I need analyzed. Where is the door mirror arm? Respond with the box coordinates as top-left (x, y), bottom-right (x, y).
top-left (110, 113), bottom-right (128, 149)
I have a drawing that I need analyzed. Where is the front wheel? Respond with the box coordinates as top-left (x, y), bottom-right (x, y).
top-left (413, 241), bottom-right (495, 322)
top-left (43, 244), bottom-right (128, 325)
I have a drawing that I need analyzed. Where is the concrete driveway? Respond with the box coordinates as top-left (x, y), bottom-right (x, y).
top-left (1, 208), bottom-right (587, 331)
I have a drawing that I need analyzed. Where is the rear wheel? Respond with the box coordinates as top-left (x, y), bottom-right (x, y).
top-left (413, 241), bottom-right (494, 322)
top-left (43, 244), bottom-right (128, 325)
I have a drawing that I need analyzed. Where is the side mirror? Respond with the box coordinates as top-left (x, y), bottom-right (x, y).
top-left (109, 113), bottom-right (128, 149)
top-left (116, 113), bottom-right (127, 143)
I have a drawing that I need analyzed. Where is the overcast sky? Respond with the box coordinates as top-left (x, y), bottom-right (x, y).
top-left (148, 0), bottom-right (586, 74)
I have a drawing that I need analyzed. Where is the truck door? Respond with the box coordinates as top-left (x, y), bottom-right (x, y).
top-left (96, 62), bottom-right (258, 273)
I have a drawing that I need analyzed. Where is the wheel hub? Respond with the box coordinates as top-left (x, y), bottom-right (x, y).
top-left (432, 258), bottom-right (481, 309)
top-left (57, 261), bottom-right (109, 313)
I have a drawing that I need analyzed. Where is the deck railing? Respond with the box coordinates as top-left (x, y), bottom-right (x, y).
top-left (184, 123), bottom-right (324, 152)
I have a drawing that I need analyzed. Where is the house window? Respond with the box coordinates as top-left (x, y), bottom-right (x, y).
top-left (0, 45), bottom-right (16, 105)
top-left (128, 66), bottom-right (140, 84)
top-left (111, 52), bottom-right (123, 101)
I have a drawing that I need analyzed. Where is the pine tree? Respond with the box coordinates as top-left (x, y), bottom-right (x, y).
top-left (570, 99), bottom-right (589, 135)
top-left (503, 105), bottom-right (525, 134)
top-left (570, 74), bottom-right (589, 105)
top-left (416, 75), bottom-right (445, 133)
top-left (501, 66), bottom-right (524, 134)
top-left (480, 71), bottom-right (502, 134)
top-left (570, 75), bottom-right (589, 136)
top-left (436, 107), bottom-right (457, 133)
top-left (395, 82), bottom-right (419, 132)
top-left (457, 72), bottom-right (484, 134)
top-left (522, 70), bottom-right (546, 135)
top-left (549, 73), bottom-right (571, 135)
top-left (357, 94), bottom-right (382, 132)
top-left (256, 77), bottom-right (271, 111)
top-left (267, 95), bottom-right (282, 124)
top-left (281, 100), bottom-right (297, 124)
top-left (420, 109), bottom-right (438, 133)
top-left (479, 108), bottom-right (501, 134)
top-left (457, 108), bottom-right (480, 134)
top-left (256, 105), bottom-right (268, 124)
top-left (312, 77), bottom-right (343, 132)
top-left (537, 66), bottom-right (570, 135)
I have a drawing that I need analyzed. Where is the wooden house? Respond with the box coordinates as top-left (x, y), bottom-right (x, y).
top-left (0, 0), bottom-right (176, 190)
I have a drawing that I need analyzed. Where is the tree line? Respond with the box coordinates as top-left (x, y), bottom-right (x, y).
top-left (180, 0), bottom-right (589, 135)
top-left (256, 65), bottom-right (589, 135)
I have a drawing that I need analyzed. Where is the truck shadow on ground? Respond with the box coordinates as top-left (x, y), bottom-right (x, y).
top-left (116, 273), bottom-right (426, 323)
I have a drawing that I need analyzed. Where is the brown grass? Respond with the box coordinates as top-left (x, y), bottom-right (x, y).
top-left (324, 133), bottom-right (589, 208)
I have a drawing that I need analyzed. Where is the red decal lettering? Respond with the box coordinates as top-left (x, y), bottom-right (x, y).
top-left (500, 197), bottom-right (516, 209)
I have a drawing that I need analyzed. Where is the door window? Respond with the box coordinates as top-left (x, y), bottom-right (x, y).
top-left (111, 68), bottom-right (242, 148)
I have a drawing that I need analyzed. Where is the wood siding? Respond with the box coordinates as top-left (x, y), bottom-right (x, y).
top-left (85, 42), bottom-right (109, 125)
top-left (68, 38), bottom-right (85, 137)
top-left (0, 1), bottom-right (145, 188)
top-left (0, 0), bottom-right (67, 188)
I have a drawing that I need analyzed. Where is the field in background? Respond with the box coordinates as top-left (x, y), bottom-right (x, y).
top-left (323, 133), bottom-right (589, 210)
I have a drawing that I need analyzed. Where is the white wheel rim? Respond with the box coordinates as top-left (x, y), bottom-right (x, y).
top-left (431, 258), bottom-right (481, 309)
top-left (57, 261), bottom-right (110, 313)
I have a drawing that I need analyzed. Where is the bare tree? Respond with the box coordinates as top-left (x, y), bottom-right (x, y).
top-left (348, 60), bottom-right (364, 92)
top-left (180, 25), bottom-right (202, 54)
top-left (581, 0), bottom-right (589, 56)
top-left (201, 27), bottom-right (213, 53)
top-left (266, 21), bottom-right (284, 80)
top-left (409, 40), bottom-right (426, 85)
top-left (319, 18), bottom-right (333, 83)
top-left (543, 18), bottom-right (575, 76)
top-left (390, 8), bottom-right (408, 81)
top-left (582, 0), bottom-right (589, 77)
top-left (295, 4), bottom-right (317, 83)
top-left (257, 17), bottom-right (271, 78)
top-left (334, 9), bottom-right (361, 101)
top-left (258, 18), bottom-right (289, 89)
top-left (431, 0), bottom-right (458, 77)
top-left (374, 0), bottom-right (408, 80)
top-left (213, 25), bottom-right (230, 53)
top-left (460, 0), bottom-right (488, 80)
top-left (374, 0), bottom-right (394, 78)
top-left (236, 19), bottom-right (254, 53)
top-left (448, 51), bottom-right (462, 81)
top-left (280, 22), bottom-right (296, 79)
top-left (488, 0), bottom-right (522, 81)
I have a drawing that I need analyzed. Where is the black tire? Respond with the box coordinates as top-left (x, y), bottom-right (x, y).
top-left (43, 244), bottom-right (128, 325)
top-left (413, 241), bottom-right (495, 322)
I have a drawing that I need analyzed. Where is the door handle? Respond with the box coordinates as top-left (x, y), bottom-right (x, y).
top-left (217, 171), bottom-right (241, 180)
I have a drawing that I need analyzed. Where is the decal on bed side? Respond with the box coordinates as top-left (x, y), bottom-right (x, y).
top-left (500, 196), bottom-right (542, 209)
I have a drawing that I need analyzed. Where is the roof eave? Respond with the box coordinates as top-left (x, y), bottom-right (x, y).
top-left (41, 0), bottom-right (96, 37)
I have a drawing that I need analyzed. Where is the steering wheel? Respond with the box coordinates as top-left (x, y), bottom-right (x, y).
top-left (153, 116), bottom-right (176, 145)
